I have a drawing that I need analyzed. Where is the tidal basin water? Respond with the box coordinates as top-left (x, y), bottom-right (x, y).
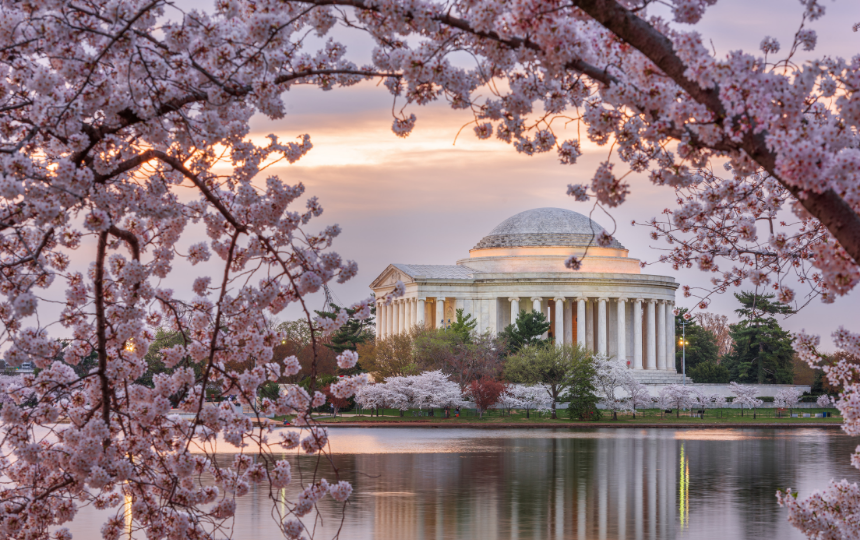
top-left (68, 427), bottom-right (860, 539)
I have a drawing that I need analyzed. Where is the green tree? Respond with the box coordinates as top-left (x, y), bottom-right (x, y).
top-left (501, 310), bottom-right (551, 354)
top-left (566, 369), bottom-right (602, 421)
top-left (688, 361), bottom-right (731, 383)
top-left (448, 309), bottom-right (478, 343)
top-left (505, 343), bottom-right (596, 419)
top-left (315, 302), bottom-right (376, 355)
top-left (675, 308), bottom-right (720, 372)
top-left (721, 292), bottom-right (795, 384)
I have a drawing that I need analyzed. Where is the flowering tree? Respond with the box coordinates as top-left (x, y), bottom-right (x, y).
top-left (355, 382), bottom-right (390, 416)
top-left (418, 371), bottom-right (468, 416)
top-left (624, 378), bottom-right (653, 419)
top-left (0, 0), bottom-right (422, 534)
top-left (729, 381), bottom-right (760, 417)
top-left (593, 354), bottom-right (635, 420)
top-left (775, 387), bottom-right (804, 416)
top-left (690, 387), bottom-right (723, 418)
top-left (378, 370), bottom-right (465, 417)
top-left (660, 384), bottom-right (694, 418)
top-left (499, 384), bottom-right (554, 418)
top-left (816, 394), bottom-right (834, 408)
top-left (378, 375), bottom-right (415, 416)
top-left (497, 386), bottom-right (522, 416)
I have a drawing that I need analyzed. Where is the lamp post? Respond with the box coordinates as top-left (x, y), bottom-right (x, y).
top-left (678, 319), bottom-right (689, 384)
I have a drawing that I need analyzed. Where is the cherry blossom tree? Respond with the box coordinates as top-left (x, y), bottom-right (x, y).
top-left (729, 381), bottom-right (761, 417)
top-left (660, 384), bottom-right (694, 418)
top-left (377, 370), bottom-right (466, 417)
top-left (775, 386), bottom-right (803, 416)
top-left (0, 0), bottom-right (412, 534)
top-left (816, 394), bottom-right (833, 408)
top-left (593, 354), bottom-right (635, 420)
top-left (497, 386), bottom-right (522, 416)
top-left (690, 387), bottom-right (723, 418)
top-left (507, 384), bottom-right (553, 419)
top-left (624, 378), bottom-right (652, 419)
top-left (355, 382), bottom-right (391, 416)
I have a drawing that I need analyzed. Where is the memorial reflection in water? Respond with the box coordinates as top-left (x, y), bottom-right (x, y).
top-left (63, 428), bottom-right (859, 540)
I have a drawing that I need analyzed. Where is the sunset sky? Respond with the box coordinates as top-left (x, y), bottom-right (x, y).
top-left (236, 0), bottom-right (859, 350)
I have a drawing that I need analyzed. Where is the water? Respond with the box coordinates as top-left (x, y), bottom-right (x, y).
top-left (65, 427), bottom-right (859, 539)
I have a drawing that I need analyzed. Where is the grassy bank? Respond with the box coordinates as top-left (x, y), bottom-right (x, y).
top-left (294, 407), bottom-right (843, 426)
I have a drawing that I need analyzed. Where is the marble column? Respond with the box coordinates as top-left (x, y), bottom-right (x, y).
top-left (488, 297), bottom-right (498, 335)
top-left (617, 297), bottom-right (627, 365)
top-left (646, 300), bottom-right (656, 370)
top-left (585, 300), bottom-right (594, 351)
top-left (577, 297), bottom-right (586, 347)
top-left (633, 299), bottom-right (643, 369)
top-left (436, 297), bottom-right (445, 329)
top-left (510, 297), bottom-right (520, 326)
top-left (417, 298), bottom-right (425, 328)
top-left (386, 302), bottom-right (393, 337)
top-left (392, 301), bottom-right (399, 336)
top-left (554, 297), bottom-right (565, 347)
top-left (564, 298), bottom-right (574, 345)
top-left (657, 300), bottom-right (666, 370)
top-left (668, 301), bottom-right (676, 374)
top-left (405, 298), bottom-right (412, 330)
top-left (597, 298), bottom-right (608, 355)
top-left (377, 302), bottom-right (385, 339)
top-left (531, 297), bottom-right (541, 313)
top-left (399, 300), bottom-right (406, 334)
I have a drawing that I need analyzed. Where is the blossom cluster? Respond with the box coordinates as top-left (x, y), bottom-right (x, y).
top-left (0, 0), bottom-right (400, 535)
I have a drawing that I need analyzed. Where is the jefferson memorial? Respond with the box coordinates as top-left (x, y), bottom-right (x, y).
top-left (370, 208), bottom-right (686, 383)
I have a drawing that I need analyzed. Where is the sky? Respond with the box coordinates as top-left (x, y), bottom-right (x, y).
top-left (238, 0), bottom-right (859, 350)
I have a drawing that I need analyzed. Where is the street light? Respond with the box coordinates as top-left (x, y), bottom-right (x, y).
top-left (679, 319), bottom-right (690, 384)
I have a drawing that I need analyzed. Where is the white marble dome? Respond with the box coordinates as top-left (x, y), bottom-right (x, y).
top-left (473, 207), bottom-right (624, 249)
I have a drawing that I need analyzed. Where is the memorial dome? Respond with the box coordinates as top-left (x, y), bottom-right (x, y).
top-left (473, 207), bottom-right (625, 250)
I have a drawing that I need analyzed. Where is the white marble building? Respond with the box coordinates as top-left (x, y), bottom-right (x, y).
top-left (370, 208), bottom-right (686, 382)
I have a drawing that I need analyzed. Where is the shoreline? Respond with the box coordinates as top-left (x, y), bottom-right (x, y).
top-left (311, 421), bottom-right (844, 429)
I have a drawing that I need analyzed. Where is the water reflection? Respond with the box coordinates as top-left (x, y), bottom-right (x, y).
top-left (63, 428), bottom-right (860, 540)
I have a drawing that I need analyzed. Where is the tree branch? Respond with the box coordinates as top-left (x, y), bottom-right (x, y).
top-left (571, 0), bottom-right (860, 265)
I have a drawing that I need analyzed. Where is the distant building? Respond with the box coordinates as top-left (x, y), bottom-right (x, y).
top-left (370, 207), bottom-right (685, 383)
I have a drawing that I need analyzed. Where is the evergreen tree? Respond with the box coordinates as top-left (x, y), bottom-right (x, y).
top-left (674, 308), bottom-right (719, 372)
top-left (500, 310), bottom-right (551, 354)
top-left (721, 292), bottom-right (795, 384)
top-left (448, 308), bottom-right (478, 343)
top-left (688, 361), bottom-right (731, 383)
top-left (315, 302), bottom-right (376, 355)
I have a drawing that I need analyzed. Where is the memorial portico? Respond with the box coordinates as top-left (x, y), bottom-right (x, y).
top-left (370, 208), bottom-right (684, 382)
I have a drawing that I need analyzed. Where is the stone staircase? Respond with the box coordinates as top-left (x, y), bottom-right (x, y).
top-left (630, 370), bottom-right (694, 385)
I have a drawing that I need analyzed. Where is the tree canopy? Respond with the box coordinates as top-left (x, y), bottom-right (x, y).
top-left (501, 310), bottom-right (552, 354)
top-left (448, 309), bottom-right (478, 343)
top-left (722, 292), bottom-right (796, 385)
